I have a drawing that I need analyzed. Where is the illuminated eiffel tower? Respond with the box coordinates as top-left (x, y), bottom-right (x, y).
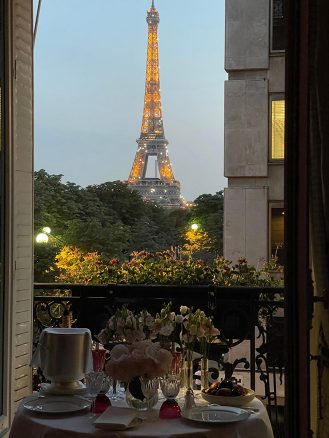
top-left (128, 0), bottom-right (182, 207)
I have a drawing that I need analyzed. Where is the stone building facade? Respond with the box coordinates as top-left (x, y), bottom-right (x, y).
top-left (223, 0), bottom-right (285, 266)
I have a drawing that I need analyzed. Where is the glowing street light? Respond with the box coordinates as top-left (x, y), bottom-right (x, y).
top-left (35, 232), bottom-right (49, 243)
top-left (35, 226), bottom-right (63, 245)
top-left (191, 223), bottom-right (199, 231)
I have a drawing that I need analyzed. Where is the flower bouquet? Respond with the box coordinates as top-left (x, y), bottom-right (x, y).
top-left (105, 339), bottom-right (173, 409)
top-left (105, 340), bottom-right (173, 383)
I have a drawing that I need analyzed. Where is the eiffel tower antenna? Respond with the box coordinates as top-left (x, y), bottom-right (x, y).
top-left (128, 1), bottom-right (182, 207)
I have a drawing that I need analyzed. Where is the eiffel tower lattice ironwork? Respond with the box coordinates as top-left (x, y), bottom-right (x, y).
top-left (128, 0), bottom-right (182, 207)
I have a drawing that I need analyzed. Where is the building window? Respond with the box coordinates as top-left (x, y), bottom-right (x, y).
top-left (270, 205), bottom-right (284, 266)
top-left (271, 98), bottom-right (285, 160)
top-left (271, 0), bottom-right (285, 51)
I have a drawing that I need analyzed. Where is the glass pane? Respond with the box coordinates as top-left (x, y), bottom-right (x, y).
top-left (271, 99), bottom-right (285, 159)
top-left (272, 0), bottom-right (285, 51)
top-left (270, 207), bottom-right (284, 265)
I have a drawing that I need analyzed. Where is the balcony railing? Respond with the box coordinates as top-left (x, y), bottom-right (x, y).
top-left (33, 283), bottom-right (284, 437)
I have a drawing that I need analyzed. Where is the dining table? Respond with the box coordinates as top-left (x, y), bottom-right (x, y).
top-left (9, 391), bottom-right (274, 438)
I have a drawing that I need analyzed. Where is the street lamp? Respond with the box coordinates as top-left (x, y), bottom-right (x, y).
top-left (191, 223), bottom-right (199, 231)
top-left (35, 226), bottom-right (63, 245)
top-left (35, 232), bottom-right (49, 243)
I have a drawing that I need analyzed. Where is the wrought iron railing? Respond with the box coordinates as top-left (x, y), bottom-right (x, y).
top-left (33, 283), bottom-right (284, 437)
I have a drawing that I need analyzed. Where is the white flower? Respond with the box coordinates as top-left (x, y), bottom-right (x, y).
top-left (159, 322), bottom-right (174, 336)
top-left (145, 315), bottom-right (154, 327)
top-left (180, 305), bottom-right (188, 315)
top-left (97, 328), bottom-right (109, 345)
top-left (188, 324), bottom-right (197, 336)
top-left (175, 314), bottom-right (183, 324)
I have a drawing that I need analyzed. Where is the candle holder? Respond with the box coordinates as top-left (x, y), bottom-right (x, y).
top-left (159, 375), bottom-right (181, 419)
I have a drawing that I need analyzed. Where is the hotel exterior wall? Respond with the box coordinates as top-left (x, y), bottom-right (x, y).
top-left (224, 187), bottom-right (268, 265)
top-left (226, 165), bottom-right (284, 201)
top-left (224, 0), bottom-right (285, 265)
top-left (224, 79), bottom-right (268, 177)
top-left (225, 0), bottom-right (269, 70)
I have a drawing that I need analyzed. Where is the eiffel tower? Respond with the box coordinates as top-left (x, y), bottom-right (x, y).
top-left (128, 0), bottom-right (182, 207)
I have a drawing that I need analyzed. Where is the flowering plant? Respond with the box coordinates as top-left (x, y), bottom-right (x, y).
top-left (97, 306), bottom-right (156, 345)
top-left (98, 303), bottom-right (220, 387)
top-left (105, 340), bottom-right (173, 382)
top-left (180, 306), bottom-right (220, 344)
top-left (97, 303), bottom-right (221, 357)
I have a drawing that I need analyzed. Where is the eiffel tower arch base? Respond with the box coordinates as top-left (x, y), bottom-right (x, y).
top-left (129, 179), bottom-right (182, 208)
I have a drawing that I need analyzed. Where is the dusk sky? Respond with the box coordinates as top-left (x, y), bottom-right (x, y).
top-left (34, 0), bottom-right (226, 201)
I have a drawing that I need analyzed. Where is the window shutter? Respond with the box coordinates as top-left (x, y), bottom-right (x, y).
top-left (10, 0), bottom-right (33, 415)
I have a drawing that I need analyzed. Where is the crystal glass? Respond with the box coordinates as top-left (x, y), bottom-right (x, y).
top-left (107, 379), bottom-right (125, 401)
top-left (139, 377), bottom-right (159, 421)
top-left (159, 375), bottom-right (181, 419)
top-left (85, 371), bottom-right (105, 414)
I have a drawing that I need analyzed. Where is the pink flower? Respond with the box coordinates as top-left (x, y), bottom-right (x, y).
top-left (110, 344), bottom-right (130, 360)
top-left (211, 327), bottom-right (220, 337)
top-left (105, 340), bottom-right (173, 382)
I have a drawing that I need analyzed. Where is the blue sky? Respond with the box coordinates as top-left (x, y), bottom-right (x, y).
top-left (34, 0), bottom-right (226, 201)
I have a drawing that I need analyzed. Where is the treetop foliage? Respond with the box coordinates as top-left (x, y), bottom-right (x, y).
top-left (34, 170), bottom-right (224, 282)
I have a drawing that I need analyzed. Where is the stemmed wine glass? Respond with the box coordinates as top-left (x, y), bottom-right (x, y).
top-left (139, 377), bottom-right (159, 421)
top-left (85, 371), bottom-right (105, 416)
top-left (159, 375), bottom-right (181, 419)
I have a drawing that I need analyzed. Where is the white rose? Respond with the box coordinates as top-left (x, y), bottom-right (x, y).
top-left (159, 322), bottom-right (174, 336)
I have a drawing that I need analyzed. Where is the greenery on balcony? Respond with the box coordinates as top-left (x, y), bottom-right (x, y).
top-left (52, 248), bottom-right (283, 287)
top-left (34, 170), bottom-right (283, 289)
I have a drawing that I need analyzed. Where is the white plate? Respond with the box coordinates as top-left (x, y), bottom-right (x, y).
top-left (181, 405), bottom-right (250, 424)
top-left (23, 396), bottom-right (91, 413)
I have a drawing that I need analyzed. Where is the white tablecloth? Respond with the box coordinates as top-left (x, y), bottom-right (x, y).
top-left (9, 393), bottom-right (274, 438)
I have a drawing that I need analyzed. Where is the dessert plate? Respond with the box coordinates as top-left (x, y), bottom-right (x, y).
top-left (181, 405), bottom-right (250, 424)
top-left (23, 396), bottom-right (91, 414)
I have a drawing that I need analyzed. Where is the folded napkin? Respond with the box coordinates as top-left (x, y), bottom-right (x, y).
top-left (93, 406), bottom-right (139, 430)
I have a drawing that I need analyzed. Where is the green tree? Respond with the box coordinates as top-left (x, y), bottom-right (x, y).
top-left (191, 192), bottom-right (224, 255)
top-left (34, 172), bottom-right (192, 280)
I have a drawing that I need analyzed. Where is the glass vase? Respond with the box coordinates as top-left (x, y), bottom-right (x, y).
top-left (125, 377), bottom-right (158, 411)
top-left (201, 357), bottom-right (209, 391)
top-left (182, 350), bottom-right (193, 390)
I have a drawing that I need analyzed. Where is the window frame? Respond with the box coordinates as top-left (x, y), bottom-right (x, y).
top-left (268, 202), bottom-right (284, 265)
top-left (269, 94), bottom-right (285, 163)
top-left (270, 0), bottom-right (285, 53)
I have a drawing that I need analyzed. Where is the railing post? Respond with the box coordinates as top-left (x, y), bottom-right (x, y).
top-left (249, 290), bottom-right (257, 391)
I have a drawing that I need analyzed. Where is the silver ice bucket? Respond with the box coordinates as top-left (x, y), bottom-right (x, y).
top-left (33, 328), bottom-right (93, 394)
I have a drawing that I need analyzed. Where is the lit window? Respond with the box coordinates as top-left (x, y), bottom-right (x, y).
top-left (271, 99), bottom-right (285, 160)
